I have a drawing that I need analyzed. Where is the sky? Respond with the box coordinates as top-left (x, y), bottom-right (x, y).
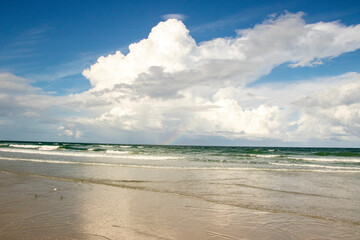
top-left (1, 0), bottom-right (360, 147)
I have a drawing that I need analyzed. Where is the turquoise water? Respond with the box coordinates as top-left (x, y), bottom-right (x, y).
top-left (1, 141), bottom-right (359, 172)
top-left (0, 141), bottom-right (359, 228)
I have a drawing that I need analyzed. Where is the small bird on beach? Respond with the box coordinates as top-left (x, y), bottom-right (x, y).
top-left (34, 194), bottom-right (38, 199)
top-left (60, 196), bottom-right (63, 200)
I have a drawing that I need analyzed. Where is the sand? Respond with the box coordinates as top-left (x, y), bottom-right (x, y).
top-left (1, 171), bottom-right (359, 240)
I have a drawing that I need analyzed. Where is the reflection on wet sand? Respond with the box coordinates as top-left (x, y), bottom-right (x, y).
top-left (1, 171), bottom-right (360, 239)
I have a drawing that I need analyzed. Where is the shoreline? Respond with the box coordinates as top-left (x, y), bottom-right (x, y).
top-left (1, 171), bottom-right (360, 239)
top-left (2, 169), bottom-right (360, 227)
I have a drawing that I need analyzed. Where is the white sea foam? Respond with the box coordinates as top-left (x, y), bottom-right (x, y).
top-left (0, 148), bottom-right (100, 157)
top-left (252, 154), bottom-right (282, 158)
top-left (250, 154), bottom-right (360, 163)
top-left (0, 156), bottom-right (117, 167)
top-left (105, 150), bottom-right (130, 154)
top-left (289, 156), bottom-right (360, 163)
top-left (39, 146), bottom-right (59, 151)
top-left (0, 148), bottom-right (183, 160)
top-left (270, 162), bottom-right (360, 170)
top-left (0, 156), bottom-right (359, 173)
top-left (120, 145), bottom-right (132, 148)
top-left (9, 144), bottom-right (39, 149)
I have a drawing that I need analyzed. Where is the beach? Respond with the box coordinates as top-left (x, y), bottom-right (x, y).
top-left (0, 142), bottom-right (360, 239)
top-left (2, 1), bottom-right (360, 238)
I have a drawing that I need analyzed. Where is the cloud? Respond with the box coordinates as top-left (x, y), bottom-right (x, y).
top-left (292, 72), bottom-right (360, 140)
top-left (0, 72), bottom-right (52, 116)
top-left (83, 12), bottom-right (360, 92)
top-left (0, 72), bottom-right (85, 141)
top-left (161, 14), bottom-right (186, 21)
top-left (2, 12), bottom-right (360, 145)
top-left (76, 12), bottom-right (360, 144)
top-left (83, 19), bottom-right (196, 90)
top-left (58, 125), bottom-right (82, 138)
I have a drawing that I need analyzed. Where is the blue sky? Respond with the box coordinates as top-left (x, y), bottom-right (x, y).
top-left (1, 0), bottom-right (360, 146)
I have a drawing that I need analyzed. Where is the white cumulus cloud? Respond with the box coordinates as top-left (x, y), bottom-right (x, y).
top-left (83, 13), bottom-right (360, 92)
top-left (3, 12), bottom-right (360, 145)
top-left (76, 12), bottom-right (360, 144)
top-left (57, 125), bottom-right (82, 138)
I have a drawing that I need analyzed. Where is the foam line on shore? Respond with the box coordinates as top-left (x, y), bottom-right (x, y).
top-left (1, 156), bottom-right (360, 173)
top-left (0, 148), bottom-right (183, 160)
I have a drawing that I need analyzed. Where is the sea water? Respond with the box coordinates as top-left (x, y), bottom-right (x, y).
top-left (0, 141), bottom-right (359, 238)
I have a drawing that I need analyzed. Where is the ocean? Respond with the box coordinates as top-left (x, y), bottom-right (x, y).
top-left (0, 141), bottom-right (359, 239)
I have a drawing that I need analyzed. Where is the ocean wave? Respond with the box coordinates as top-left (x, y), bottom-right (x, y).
top-left (0, 156), bottom-right (117, 167)
top-left (1, 156), bottom-right (359, 173)
top-left (0, 148), bottom-right (101, 158)
top-left (119, 145), bottom-right (132, 148)
top-left (252, 154), bottom-right (283, 158)
top-left (88, 148), bottom-right (106, 152)
top-left (0, 148), bottom-right (183, 160)
top-left (58, 145), bottom-right (89, 151)
top-left (105, 150), bottom-right (131, 154)
top-left (313, 151), bottom-right (360, 157)
top-left (9, 144), bottom-right (40, 149)
top-left (269, 162), bottom-right (360, 170)
top-left (289, 156), bottom-right (360, 163)
top-left (39, 146), bottom-right (59, 151)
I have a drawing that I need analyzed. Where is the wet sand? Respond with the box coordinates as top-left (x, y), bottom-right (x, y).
top-left (1, 171), bottom-right (359, 240)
